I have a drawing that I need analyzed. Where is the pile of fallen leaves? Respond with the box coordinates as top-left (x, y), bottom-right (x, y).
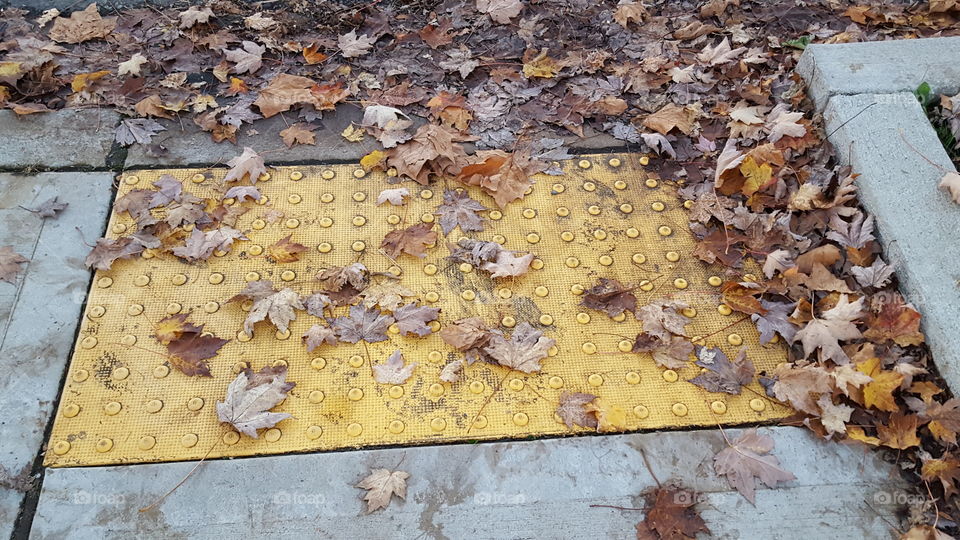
top-left (6, 0), bottom-right (960, 535)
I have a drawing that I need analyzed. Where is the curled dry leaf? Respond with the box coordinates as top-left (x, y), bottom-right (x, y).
top-left (360, 282), bottom-right (415, 312)
top-left (439, 317), bottom-right (492, 359)
top-left (216, 365), bottom-right (295, 438)
top-left (26, 196), bottom-right (68, 218)
top-left (373, 350), bottom-right (416, 384)
top-left (439, 359), bottom-right (464, 383)
top-left (457, 150), bottom-right (538, 208)
top-left (357, 468), bottom-right (409, 513)
top-left (172, 227), bottom-right (246, 262)
top-left (84, 237), bottom-right (144, 270)
top-left (302, 324), bottom-right (337, 352)
top-left (317, 263), bottom-right (368, 292)
top-left (713, 428), bottom-right (796, 504)
top-left (48, 4), bottom-right (116, 44)
top-left (231, 281), bottom-right (304, 336)
top-left (636, 300), bottom-right (691, 341)
top-left (940, 172), bottom-right (960, 204)
top-left (483, 322), bottom-right (555, 373)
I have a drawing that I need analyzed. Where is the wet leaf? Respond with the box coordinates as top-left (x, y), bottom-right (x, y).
top-left (556, 392), bottom-right (599, 430)
top-left (581, 278), bottom-right (637, 317)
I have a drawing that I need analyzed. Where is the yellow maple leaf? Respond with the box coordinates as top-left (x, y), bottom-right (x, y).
top-left (360, 150), bottom-right (386, 171)
top-left (71, 70), bottom-right (110, 93)
top-left (341, 124), bottom-right (365, 142)
top-left (522, 52), bottom-right (559, 79)
top-left (739, 156), bottom-right (773, 196)
top-left (856, 356), bottom-right (903, 413)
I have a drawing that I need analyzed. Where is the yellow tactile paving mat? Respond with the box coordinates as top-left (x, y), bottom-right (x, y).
top-left (46, 154), bottom-right (789, 467)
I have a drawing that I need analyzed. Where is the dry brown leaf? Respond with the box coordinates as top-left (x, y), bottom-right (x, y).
top-left (0, 246), bottom-right (29, 284)
top-left (484, 322), bottom-right (555, 373)
top-left (224, 147), bottom-right (267, 184)
top-left (381, 223), bottom-right (437, 259)
top-left (477, 0), bottom-right (522, 24)
top-left (357, 468), bottom-right (409, 513)
top-left (713, 429), bottom-right (796, 504)
top-left (642, 103), bottom-right (696, 135)
top-left (373, 350), bottom-right (416, 384)
top-left (556, 392), bottom-right (599, 430)
top-left (266, 234), bottom-right (307, 263)
top-left (49, 4), bottom-right (116, 44)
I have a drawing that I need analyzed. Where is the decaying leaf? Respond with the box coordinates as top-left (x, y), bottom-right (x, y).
top-left (360, 282), bottom-right (415, 312)
top-left (25, 196), bottom-right (67, 218)
top-left (231, 281), bottom-right (304, 336)
top-left (0, 246), bottom-right (28, 284)
top-left (484, 322), bottom-right (555, 373)
top-left (333, 305), bottom-right (394, 343)
top-left (457, 150), bottom-right (539, 208)
top-left (636, 483), bottom-right (710, 540)
top-left (632, 333), bottom-right (694, 370)
top-left (339, 30), bottom-right (376, 58)
top-left (216, 365), bottom-right (295, 438)
top-left (357, 468), bottom-right (409, 513)
top-left (49, 4), bottom-right (116, 44)
top-left (794, 294), bottom-right (863, 364)
top-left (373, 350), bottom-right (416, 383)
top-left (436, 189), bottom-right (486, 234)
top-left (439, 317), bottom-right (492, 355)
top-left (556, 392), bottom-right (599, 429)
top-left (636, 300), bottom-right (691, 341)
top-left (84, 237), bottom-right (144, 270)
top-left (713, 428), bottom-right (796, 504)
top-left (688, 346), bottom-right (755, 395)
top-left (581, 278), bottom-right (637, 317)
top-left (302, 324), bottom-right (337, 352)
top-left (317, 263), bottom-right (368, 292)
top-left (172, 227), bottom-right (246, 262)
top-left (477, 0), bottom-right (522, 24)
top-left (393, 303), bottom-right (440, 337)
top-left (381, 223), bottom-right (437, 259)
top-left (439, 359), bottom-right (464, 383)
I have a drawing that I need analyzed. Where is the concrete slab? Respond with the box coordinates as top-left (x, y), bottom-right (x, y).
top-left (797, 37), bottom-right (960, 111)
top-left (0, 172), bottom-right (114, 539)
top-left (31, 427), bottom-right (905, 539)
top-left (0, 109), bottom-right (120, 170)
top-left (823, 93), bottom-right (960, 390)
top-left (124, 105), bottom-right (382, 168)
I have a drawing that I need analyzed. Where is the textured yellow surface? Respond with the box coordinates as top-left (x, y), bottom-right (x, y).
top-left (46, 154), bottom-right (789, 467)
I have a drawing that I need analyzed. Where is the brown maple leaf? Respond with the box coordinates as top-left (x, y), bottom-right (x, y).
top-left (556, 392), bottom-right (599, 430)
top-left (172, 227), bottom-right (246, 262)
top-left (636, 300), bottom-right (691, 341)
top-left (636, 484), bottom-right (710, 540)
top-left (357, 468), bottom-right (409, 513)
top-left (436, 189), bottom-right (487, 235)
top-left (386, 124), bottom-right (472, 185)
top-left (302, 324), bottom-right (337, 352)
top-left (216, 365), bottom-right (295, 438)
top-left (483, 322), bottom-right (554, 373)
top-left (690, 346), bottom-right (755, 395)
top-left (439, 317), bottom-right (493, 360)
top-left (581, 278), bottom-right (637, 317)
top-left (921, 453), bottom-right (960, 497)
top-left (713, 429), bottom-right (796, 504)
top-left (862, 293), bottom-right (925, 347)
top-left (0, 246), bottom-right (29, 284)
top-left (266, 234), bottom-right (307, 263)
top-left (166, 330), bottom-right (228, 377)
top-left (632, 333), bottom-right (694, 370)
top-left (332, 305), bottom-right (394, 343)
top-left (25, 196), bottom-right (68, 218)
top-left (84, 237), bottom-right (144, 270)
top-left (770, 363), bottom-right (833, 415)
top-left (720, 281), bottom-right (767, 316)
top-left (372, 350), bottom-right (416, 384)
top-left (279, 123), bottom-right (316, 148)
top-left (457, 150), bottom-right (539, 208)
top-left (49, 4), bottom-right (116, 44)
top-left (794, 294), bottom-right (862, 364)
top-left (231, 282), bottom-right (304, 336)
top-left (877, 413), bottom-right (921, 450)
top-left (381, 223), bottom-right (437, 259)
top-left (393, 303), bottom-right (440, 337)
top-left (154, 313), bottom-right (201, 345)
top-left (224, 147), bottom-right (267, 184)
top-left (317, 263), bottom-right (368, 292)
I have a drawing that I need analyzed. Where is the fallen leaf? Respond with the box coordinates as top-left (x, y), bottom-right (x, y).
top-left (224, 147), bottom-right (267, 184)
top-left (393, 303), bottom-right (440, 337)
top-left (357, 468), bottom-right (409, 513)
top-left (118, 53), bottom-right (148, 77)
top-left (302, 324), bottom-right (337, 352)
top-left (387, 124), bottom-right (472, 185)
top-left (636, 484), bottom-right (710, 540)
top-left (642, 103), bottom-right (696, 135)
top-left (360, 282), bottom-right (415, 312)
top-left (223, 186), bottom-right (261, 202)
top-left (0, 246), bottom-right (28, 283)
top-left (244, 13), bottom-right (276, 30)
top-left (216, 365), bottom-right (295, 438)
top-left (794, 294), bottom-right (863, 364)
top-left (439, 359), bottom-right (464, 382)
top-left (49, 4), bottom-right (116, 44)
top-left (178, 6), bottom-right (214, 29)
top-left (458, 150), bottom-right (538, 207)
top-left (580, 278), bottom-right (637, 317)
top-left (921, 454), bottom-right (960, 497)
top-left (770, 363), bottom-right (833, 415)
top-left (484, 322), bottom-right (555, 373)
top-left (697, 37), bottom-right (746, 66)
top-left (376, 187), bottom-right (410, 206)
top-left (556, 392), bottom-right (599, 429)
top-left (115, 118), bottom-right (165, 146)
top-left (436, 189), bottom-right (486, 234)
top-left (856, 356), bottom-right (904, 413)
top-left (317, 263), bottom-right (369, 292)
top-left (165, 327), bottom-right (228, 377)
top-left (940, 172), bottom-right (960, 204)
top-left (339, 30), bottom-right (376, 58)
top-left (877, 413), bottom-right (921, 449)
top-left (817, 395), bottom-right (854, 435)
top-left (439, 317), bottom-right (492, 351)
top-left (25, 196), bottom-right (67, 218)
top-left (632, 333), bottom-right (694, 369)
top-left (481, 249), bottom-right (534, 278)
top-left (234, 284), bottom-right (304, 336)
top-left (751, 300), bottom-right (797, 345)
top-left (279, 123), bottom-right (316, 148)
top-left (688, 346), bottom-right (755, 395)
top-left (381, 223), bottom-right (437, 259)
top-left (636, 300), bottom-right (691, 341)
top-left (477, 0), bottom-right (523, 24)
top-left (172, 227), bottom-right (246, 262)
top-left (713, 429), bottom-right (796, 504)
top-left (614, 1), bottom-right (648, 27)
top-left (373, 350), bottom-right (416, 383)
top-left (333, 305), bottom-right (394, 343)
top-left (84, 237), bottom-right (143, 270)
top-left (266, 234), bottom-right (307, 263)
top-left (341, 124), bottom-right (365, 142)
top-left (862, 294), bottom-right (924, 347)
